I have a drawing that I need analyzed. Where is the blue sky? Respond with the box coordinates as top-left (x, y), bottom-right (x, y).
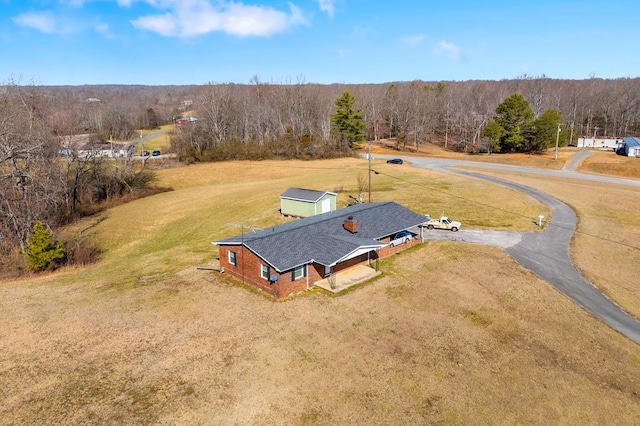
top-left (2, 0), bottom-right (639, 85)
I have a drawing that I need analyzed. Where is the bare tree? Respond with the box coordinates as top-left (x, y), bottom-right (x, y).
top-left (0, 81), bottom-right (64, 253)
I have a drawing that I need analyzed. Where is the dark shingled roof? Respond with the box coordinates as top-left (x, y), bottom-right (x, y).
top-left (213, 202), bottom-right (425, 272)
top-left (280, 187), bottom-right (336, 203)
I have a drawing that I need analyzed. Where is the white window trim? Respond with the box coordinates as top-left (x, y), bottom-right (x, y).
top-left (293, 265), bottom-right (305, 281)
top-left (228, 250), bottom-right (236, 266)
top-left (260, 264), bottom-right (269, 280)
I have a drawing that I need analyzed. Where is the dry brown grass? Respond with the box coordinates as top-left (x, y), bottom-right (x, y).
top-left (474, 169), bottom-right (640, 319)
top-left (579, 150), bottom-right (640, 178)
top-left (2, 244), bottom-right (639, 424)
top-left (372, 140), bottom-right (640, 179)
top-left (368, 140), bottom-right (572, 170)
top-left (2, 158), bottom-right (640, 424)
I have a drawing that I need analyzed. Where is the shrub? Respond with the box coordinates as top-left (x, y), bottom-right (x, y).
top-left (24, 222), bottom-right (66, 271)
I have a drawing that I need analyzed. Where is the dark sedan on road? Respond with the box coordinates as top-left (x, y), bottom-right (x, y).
top-left (386, 158), bottom-right (403, 164)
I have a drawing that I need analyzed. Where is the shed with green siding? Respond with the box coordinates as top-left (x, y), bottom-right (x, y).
top-left (280, 188), bottom-right (337, 217)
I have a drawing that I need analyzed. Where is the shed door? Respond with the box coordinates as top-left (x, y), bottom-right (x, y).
top-left (321, 198), bottom-right (331, 213)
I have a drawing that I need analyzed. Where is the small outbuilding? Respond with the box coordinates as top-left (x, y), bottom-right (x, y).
top-left (280, 187), bottom-right (337, 217)
top-left (617, 137), bottom-right (640, 157)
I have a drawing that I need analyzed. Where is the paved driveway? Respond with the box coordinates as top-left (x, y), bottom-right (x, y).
top-left (382, 154), bottom-right (640, 344)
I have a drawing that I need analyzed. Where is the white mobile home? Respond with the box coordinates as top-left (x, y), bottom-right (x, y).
top-left (577, 138), bottom-right (622, 149)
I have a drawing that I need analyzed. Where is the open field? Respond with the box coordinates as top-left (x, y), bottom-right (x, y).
top-left (368, 140), bottom-right (571, 170)
top-left (473, 169), bottom-right (640, 319)
top-left (135, 124), bottom-right (173, 154)
top-left (2, 158), bottom-right (640, 424)
top-left (580, 150), bottom-right (640, 178)
top-left (370, 140), bottom-right (640, 178)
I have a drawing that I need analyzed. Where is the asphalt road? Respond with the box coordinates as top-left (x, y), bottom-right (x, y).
top-left (383, 153), bottom-right (640, 344)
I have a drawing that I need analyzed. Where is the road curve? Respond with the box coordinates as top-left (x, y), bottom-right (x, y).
top-left (385, 154), bottom-right (640, 344)
top-left (404, 156), bottom-right (640, 188)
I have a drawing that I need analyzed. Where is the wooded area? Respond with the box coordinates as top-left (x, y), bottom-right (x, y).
top-left (2, 75), bottom-right (640, 272)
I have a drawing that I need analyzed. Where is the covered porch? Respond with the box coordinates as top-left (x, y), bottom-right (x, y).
top-left (314, 264), bottom-right (381, 294)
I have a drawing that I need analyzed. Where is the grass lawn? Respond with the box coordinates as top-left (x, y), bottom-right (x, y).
top-left (369, 140), bottom-right (571, 170)
top-left (579, 149), bottom-right (640, 178)
top-left (135, 124), bottom-right (173, 154)
top-left (371, 140), bottom-right (640, 179)
top-left (474, 169), bottom-right (640, 319)
top-left (1, 157), bottom-right (639, 424)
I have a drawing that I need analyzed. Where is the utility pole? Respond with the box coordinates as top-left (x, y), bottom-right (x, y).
top-left (368, 141), bottom-right (372, 203)
top-left (554, 124), bottom-right (561, 160)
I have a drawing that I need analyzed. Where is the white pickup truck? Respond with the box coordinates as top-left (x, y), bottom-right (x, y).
top-left (424, 214), bottom-right (461, 232)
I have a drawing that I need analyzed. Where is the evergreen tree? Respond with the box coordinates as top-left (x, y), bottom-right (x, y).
top-left (532, 109), bottom-right (563, 153)
top-left (330, 91), bottom-right (366, 148)
top-left (24, 221), bottom-right (66, 271)
top-left (494, 93), bottom-right (534, 152)
top-left (483, 120), bottom-right (504, 154)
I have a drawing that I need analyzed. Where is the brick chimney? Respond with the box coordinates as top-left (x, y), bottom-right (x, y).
top-left (343, 215), bottom-right (358, 233)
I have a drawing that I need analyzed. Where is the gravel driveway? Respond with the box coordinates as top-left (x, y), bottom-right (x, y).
top-left (386, 154), bottom-right (640, 344)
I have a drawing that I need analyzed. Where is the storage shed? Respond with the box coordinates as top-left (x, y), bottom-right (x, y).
top-left (618, 137), bottom-right (640, 157)
top-left (280, 188), bottom-right (337, 217)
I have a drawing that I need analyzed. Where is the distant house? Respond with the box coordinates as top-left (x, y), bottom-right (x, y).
top-left (280, 187), bottom-right (337, 217)
top-left (76, 143), bottom-right (134, 159)
top-left (577, 137), bottom-right (623, 149)
top-left (175, 116), bottom-right (197, 126)
top-left (212, 202), bottom-right (425, 298)
top-left (617, 137), bottom-right (640, 157)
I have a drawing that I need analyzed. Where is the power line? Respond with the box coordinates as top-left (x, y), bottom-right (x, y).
top-left (229, 161), bottom-right (639, 251)
top-left (371, 168), bottom-right (640, 252)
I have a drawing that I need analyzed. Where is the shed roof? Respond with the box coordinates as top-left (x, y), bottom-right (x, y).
top-left (280, 187), bottom-right (337, 203)
top-left (213, 202), bottom-right (425, 272)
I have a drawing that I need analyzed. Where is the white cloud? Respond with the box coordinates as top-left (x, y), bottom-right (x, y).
top-left (95, 22), bottom-right (109, 33)
top-left (94, 21), bottom-right (113, 37)
top-left (12, 12), bottom-right (64, 34)
top-left (130, 0), bottom-right (308, 38)
top-left (133, 13), bottom-right (177, 37)
top-left (317, 0), bottom-right (335, 18)
top-left (434, 41), bottom-right (461, 61)
top-left (401, 34), bottom-right (424, 46)
top-left (60, 0), bottom-right (89, 7)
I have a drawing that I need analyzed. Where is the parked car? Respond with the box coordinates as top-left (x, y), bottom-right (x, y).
top-left (152, 150), bottom-right (161, 156)
top-left (386, 158), bottom-right (403, 165)
top-left (424, 214), bottom-right (461, 232)
top-left (390, 230), bottom-right (413, 247)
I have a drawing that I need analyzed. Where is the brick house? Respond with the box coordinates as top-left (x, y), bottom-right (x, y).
top-left (212, 202), bottom-right (425, 298)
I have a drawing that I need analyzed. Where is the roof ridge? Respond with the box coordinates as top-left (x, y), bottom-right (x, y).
top-left (240, 201), bottom-right (394, 242)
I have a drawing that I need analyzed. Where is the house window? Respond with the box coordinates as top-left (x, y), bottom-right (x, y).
top-left (293, 265), bottom-right (306, 281)
top-left (260, 264), bottom-right (270, 280)
top-left (228, 250), bottom-right (236, 266)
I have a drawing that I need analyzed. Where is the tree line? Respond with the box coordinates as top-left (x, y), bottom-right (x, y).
top-left (0, 81), bottom-right (160, 275)
top-left (168, 76), bottom-right (640, 161)
top-left (2, 75), bottom-right (640, 273)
